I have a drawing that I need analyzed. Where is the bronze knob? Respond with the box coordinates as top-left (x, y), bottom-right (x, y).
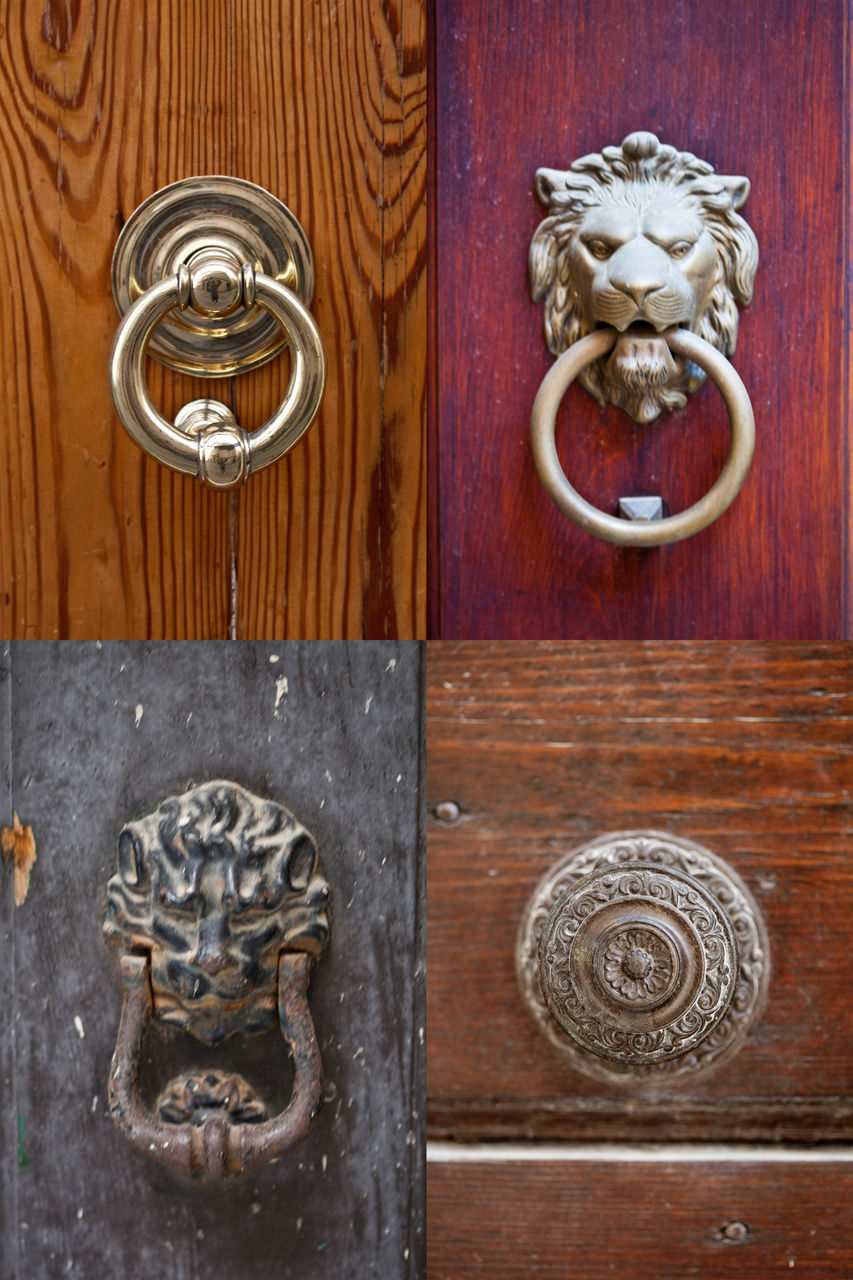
top-left (517, 832), bottom-right (769, 1085)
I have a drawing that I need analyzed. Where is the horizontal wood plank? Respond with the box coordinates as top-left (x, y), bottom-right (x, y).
top-left (428, 1160), bottom-right (853, 1278)
top-left (427, 642), bottom-right (853, 1142)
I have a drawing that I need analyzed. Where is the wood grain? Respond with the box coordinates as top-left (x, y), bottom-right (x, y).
top-left (432, 0), bottom-right (847, 639)
top-left (427, 642), bottom-right (853, 1142)
top-left (0, 1), bottom-right (426, 639)
top-left (428, 1160), bottom-right (853, 1278)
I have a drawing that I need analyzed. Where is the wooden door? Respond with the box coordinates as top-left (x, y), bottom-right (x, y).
top-left (0, 2), bottom-right (426, 640)
top-left (426, 641), bottom-right (853, 1275)
top-left (430, 0), bottom-right (849, 639)
top-left (0, 641), bottom-right (425, 1278)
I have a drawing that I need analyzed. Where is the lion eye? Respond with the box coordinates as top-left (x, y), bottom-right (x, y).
top-left (667, 240), bottom-right (693, 259)
top-left (585, 238), bottom-right (614, 261)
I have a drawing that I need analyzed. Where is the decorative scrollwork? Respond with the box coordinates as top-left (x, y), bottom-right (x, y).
top-left (517, 832), bottom-right (769, 1086)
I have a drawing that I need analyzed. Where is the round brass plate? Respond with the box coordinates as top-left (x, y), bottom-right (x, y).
top-left (111, 176), bottom-right (315, 376)
top-left (517, 831), bottom-right (770, 1087)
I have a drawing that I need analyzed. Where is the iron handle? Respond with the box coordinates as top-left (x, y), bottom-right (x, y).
top-left (517, 832), bottom-right (769, 1085)
top-left (109, 177), bottom-right (326, 488)
top-left (104, 781), bottom-right (330, 1180)
top-left (528, 132), bottom-right (758, 545)
top-left (109, 951), bottom-right (322, 1181)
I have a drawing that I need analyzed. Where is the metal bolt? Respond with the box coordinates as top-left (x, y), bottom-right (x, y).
top-left (721, 1221), bottom-right (750, 1243)
top-left (434, 801), bottom-right (460, 824)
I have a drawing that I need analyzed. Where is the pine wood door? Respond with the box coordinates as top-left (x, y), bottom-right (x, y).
top-left (430, 0), bottom-right (849, 640)
top-left (0, 2), bottom-right (426, 640)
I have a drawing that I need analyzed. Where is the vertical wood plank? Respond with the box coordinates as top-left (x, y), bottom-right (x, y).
top-left (6, 640), bottom-right (424, 1278)
top-left (0, 645), bottom-right (14, 1272)
top-left (433, 0), bottom-right (847, 639)
top-left (232, 0), bottom-right (427, 638)
top-left (0, 1), bottom-right (234, 638)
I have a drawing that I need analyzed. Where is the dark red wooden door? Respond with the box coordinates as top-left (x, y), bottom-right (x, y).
top-left (431, 0), bottom-right (849, 639)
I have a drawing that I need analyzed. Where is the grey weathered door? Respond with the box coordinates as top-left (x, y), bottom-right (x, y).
top-left (0, 641), bottom-right (424, 1279)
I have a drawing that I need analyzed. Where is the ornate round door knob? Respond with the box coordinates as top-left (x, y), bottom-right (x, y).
top-left (517, 832), bottom-right (769, 1085)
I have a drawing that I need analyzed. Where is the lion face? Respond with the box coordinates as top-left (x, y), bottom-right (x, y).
top-left (530, 132), bottom-right (758, 423)
top-left (104, 781), bottom-right (330, 1045)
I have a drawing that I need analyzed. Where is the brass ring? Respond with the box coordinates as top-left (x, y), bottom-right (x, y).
top-left (530, 328), bottom-right (755, 546)
top-left (109, 269), bottom-right (325, 488)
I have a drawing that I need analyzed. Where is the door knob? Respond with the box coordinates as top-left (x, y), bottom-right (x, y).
top-left (110, 177), bottom-right (325, 487)
top-left (517, 832), bottom-right (769, 1085)
top-left (104, 781), bottom-right (330, 1179)
top-left (528, 132), bottom-right (758, 545)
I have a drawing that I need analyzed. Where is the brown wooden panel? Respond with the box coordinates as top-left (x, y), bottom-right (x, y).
top-left (428, 1160), bottom-right (853, 1278)
top-left (232, 0), bottom-right (427, 639)
top-left (0, 1), bottom-right (426, 640)
top-left (432, 0), bottom-right (847, 639)
top-left (426, 642), bottom-right (853, 1142)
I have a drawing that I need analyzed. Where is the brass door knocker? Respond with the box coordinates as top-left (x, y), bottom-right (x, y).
top-left (110, 177), bottom-right (325, 487)
top-left (529, 132), bottom-right (758, 545)
top-left (104, 781), bottom-right (330, 1180)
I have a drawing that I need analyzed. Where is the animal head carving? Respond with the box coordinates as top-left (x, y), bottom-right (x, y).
top-left (104, 781), bottom-right (329, 1045)
top-left (529, 132), bottom-right (759, 422)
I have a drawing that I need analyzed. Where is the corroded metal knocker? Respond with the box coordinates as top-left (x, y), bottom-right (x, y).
top-left (529, 132), bottom-right (758, 546)
top-left (104, 781), bottom-right (330, 1180)
top-left (110, 177), bottom-right (325, 488)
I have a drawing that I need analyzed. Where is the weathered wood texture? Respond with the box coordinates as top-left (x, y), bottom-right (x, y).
top-left (0, 642), bottom-right (424, 1279)
top-left (427, 642), bottom-right (853, 1143)
top-left (431, 0), bottom-right (848, 638)
top-left (428, 1160), bottom-right (853, 1279)
top-left (0, 1), bottom-right (426, 640)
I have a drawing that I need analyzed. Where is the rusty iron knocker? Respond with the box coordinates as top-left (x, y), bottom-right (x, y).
top-left (104, 780), bottom-right (330, 1180)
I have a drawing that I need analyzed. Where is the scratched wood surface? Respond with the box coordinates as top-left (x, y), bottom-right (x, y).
top-left (0, 642), bottom-right (425, 1279)
top-left (0, 1), bottom-right (426, 640)
top-left (428, 1161), bottom-right (853, 1278)
top-left (431, 0), bottom-right (847, 639)
top-left (427, 642), bottom-right (853, 1143)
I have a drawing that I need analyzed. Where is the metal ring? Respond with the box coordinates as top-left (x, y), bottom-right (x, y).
top-left (109, 270), bottom-right (326, 487)
top-left (530, 328), bottom-right (755, 546)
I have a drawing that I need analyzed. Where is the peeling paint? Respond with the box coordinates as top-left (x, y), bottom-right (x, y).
top-left (1, 812), bottom-right (37, 906)
top-left (273, 674), bottom-right (289, 718)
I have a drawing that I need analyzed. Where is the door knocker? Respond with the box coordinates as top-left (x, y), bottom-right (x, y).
top-left (104, 781), bottom-right (330, 1179)
top-left (529, 132), bottom-right (758, 545)
top-left (110, 177), bottom-right (325, 487)
top-left (517, 832), bottom-right (769, 1085)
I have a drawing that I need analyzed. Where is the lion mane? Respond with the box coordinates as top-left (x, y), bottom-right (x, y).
top-left (529, 131), bottom-right (759, 418)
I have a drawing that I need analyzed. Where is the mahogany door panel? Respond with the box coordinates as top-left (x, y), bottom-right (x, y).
top-left (0, 2), bottom-right (426, 640)
top-left (0, 641), bottom-right (425, 1278)
top-left (431, 0), bottom-right (847, 638)
top-left (428, 1160), bottom-right (853, 1279)
top-left (426, 642), bottom-right (853, 1144)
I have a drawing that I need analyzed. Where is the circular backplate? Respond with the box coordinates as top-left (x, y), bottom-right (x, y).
top-left (516, 831), bottom-right (770, 1087)
top-left (111, 176), bottom-right (315, 376)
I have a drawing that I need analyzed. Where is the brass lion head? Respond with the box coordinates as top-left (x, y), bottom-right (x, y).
top-left (529, 131), bottom-right (758, 423)
top-left (104, 781), bottom-right (330, 1045)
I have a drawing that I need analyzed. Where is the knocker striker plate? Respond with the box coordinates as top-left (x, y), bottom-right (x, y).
top-left (517, 831), bottom-right (769, 1086)
top-left (528, 131), bottom-right (759, 545)
top-left (104, 780), bottom-right (330, 1179)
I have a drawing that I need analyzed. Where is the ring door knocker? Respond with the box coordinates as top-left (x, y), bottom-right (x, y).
top-left (529, 132), bottom-right (759, 546)
top-left (110, 177), bottom-right (326, 488)
top-left (517, 832), bottom-right (769, 1085)
top-left (104, 781), bottom-right (330, 1180)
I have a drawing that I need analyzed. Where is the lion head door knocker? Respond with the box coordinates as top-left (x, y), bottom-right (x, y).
top-left (517, 832), bottom-right (769, 1085)
top-left (528, 132), bottom-right (759, 545)
top-left (104, 781), bottom-right (330, 1180)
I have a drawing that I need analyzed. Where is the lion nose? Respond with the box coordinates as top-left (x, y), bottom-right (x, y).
top-left (609, 242), bottom-right (666, 310)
